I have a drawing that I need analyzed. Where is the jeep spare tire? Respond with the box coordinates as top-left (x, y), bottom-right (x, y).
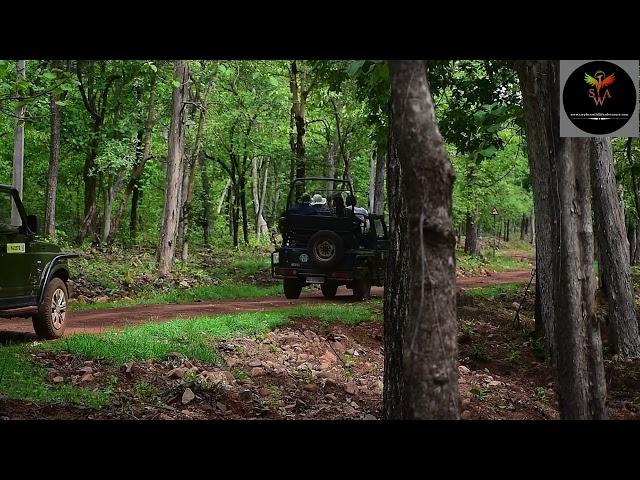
top-left (308, 230), bottom-right (344, 270)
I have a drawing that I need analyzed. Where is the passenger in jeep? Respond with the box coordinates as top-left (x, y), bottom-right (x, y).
top-left (287, 194), bottom-right (317, 215)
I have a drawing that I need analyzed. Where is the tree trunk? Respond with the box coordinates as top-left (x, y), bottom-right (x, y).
top-left (130, 184), bottom-right (140, 238)
top-left (464, 212), bottom-right (479, 255)
top-left (240, 176), bottom-right (249, 244)
top-left (628, 222), bottom-right (637, 265)
top-left (109, 74), bottom-right (157, 243)
top-left (200, 153), bottom-right (211, 245)
top-left (520, 214), bottom-right (526, 241)
top-left (157, 60), bottom-right (189, 275)
top-left (290, 60), bottom-right (310, 197)
top-left (383, 100), bottom-right (409, 420)
top-left (590, 137), bottom-right (640, 358)
top-left (11, 60), bottom-right (26, 225)
top-left (179, 79), bottom-right (213, 260)
top-left (515, 60), bottom-right (558, 364)
top-left (252, 158), bottom-right (269, 238)
top-left (373, 139), bottom-right (386, 215)
top-left (517, 60), bottom-right (607, 418)
top-left (45, 75), bottom-right (62, 239)
top-left (386, 60), bottom-right (459, 420)
top-left (78, 120), bottom-right (101, 243)
top-left (554, 137), bottom-right (607, 419)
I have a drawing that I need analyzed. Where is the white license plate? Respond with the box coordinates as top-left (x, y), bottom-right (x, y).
top-left (306, 277), bottom-right (324, 284)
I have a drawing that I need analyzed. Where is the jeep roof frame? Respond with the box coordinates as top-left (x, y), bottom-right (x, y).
top-left (0, 184), bottom-right (31, 231)
top-left (285, 177), bottom-right (355, 209)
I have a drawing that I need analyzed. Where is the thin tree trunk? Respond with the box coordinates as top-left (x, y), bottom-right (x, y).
top-left (109, 74), bottom-right (157, 243)
top-left (130, 184), bottom-right (140, 238)
top-left (11, 60), bottom-right (26, 225)
top-left (386, 60), bottom-right (459, 420)
top-left (590, 137), bottom-right (640, 358)
top-left (464, 212), bottom-right (479, 255)
top-left (45, 72), bottom-right (62, 239)
top-left (217, 179), bottom-right (231, 215)
top-left (373, 138), bottom-right (386, 215)
top-left (157, 60), bottom-right (189, 275)
top-left (200, 153), bottom-right (212, 244)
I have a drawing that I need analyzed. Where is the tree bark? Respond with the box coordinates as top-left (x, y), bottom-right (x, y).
top-left (157, 60), bottom-right (189, 275)
top-left (515, 60), bottom-right (558, 364)
top-left (11, 60), bottom-right (26, 225)
top-left (200, 153), bottom-right (212, 245)
top-left (45, 66), bottom-right (62, 239)
top-left (373, 139), bottom-right (386, 215)
top-left (554, 138), bottom-right (607, 419)
top-left (179, 79), bottom-right (213, 260)
top-left (130, 184), bottom-right (141, 238)
top-left (386, 60), bottom-right (459, 420)
top-left (464, 212), bottom-right (479, 255)
top-left (517, 60), bottom-right (607, 418)
top-left (590, 137), bottom-right (640, 358)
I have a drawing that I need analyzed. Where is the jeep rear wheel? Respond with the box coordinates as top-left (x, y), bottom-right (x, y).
top-left (283, 278), bottom-right (303, 299)
top-left (32, 277), bottom-right (67, 339)
top-left (321, 280), bottom-right (339, 298)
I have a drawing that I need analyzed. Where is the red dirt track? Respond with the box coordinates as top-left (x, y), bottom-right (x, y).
top-left (0, 269), bottom-right (533, 338)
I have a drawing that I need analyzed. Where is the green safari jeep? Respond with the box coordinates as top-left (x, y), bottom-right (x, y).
top-left (0, 184), bottom-right (77, 339)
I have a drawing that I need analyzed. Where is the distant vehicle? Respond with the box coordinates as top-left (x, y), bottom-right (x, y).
top-left (0, 184), bottom-right (77, 339)
top-left (271, 177), bottom-right (388, 300)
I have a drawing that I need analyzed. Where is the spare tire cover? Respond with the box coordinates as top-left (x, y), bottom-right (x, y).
top-left (308, 230), bottom-right (344, 270)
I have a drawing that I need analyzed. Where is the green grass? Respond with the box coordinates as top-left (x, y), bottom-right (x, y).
top-left (0, 345), bottom-right (110, 408)
top-left (44, 302), bottom-right (381, 365)
top-left (71, 282), bottom-right (282, 312)
top-left (457, 252), bottom-right (529, 273)
top-left (466, 282), bottom-right (524, 298)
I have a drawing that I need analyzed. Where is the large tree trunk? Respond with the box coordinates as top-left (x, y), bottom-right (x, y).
top-left (45, 72), bottom-right (62, 239)
top-left (590, 137), bottom-right (640, 358)
top-left (157, 60), bottom-right (189, 275)
top-left (517, 60), bottom-right (607, 418)
top-left (78, 120), bottom-right (101, 243)
top-left (515, 60), bottom-right (558, 364)
top-left (554, 138), bottom-right (607, 419)
top-left (386, 60), bottom-right (459, 420)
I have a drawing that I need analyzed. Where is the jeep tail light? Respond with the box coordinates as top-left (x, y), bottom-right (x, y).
top-left (278, 268), bottom-right (297, 276)
top-left (331, 271), bottom-right (351, 279)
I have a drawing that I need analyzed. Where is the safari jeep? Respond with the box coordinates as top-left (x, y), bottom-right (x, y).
top-left (0, 184), bottom-right (77, 339)
top-left (271, 177), bottom-right (388, 300)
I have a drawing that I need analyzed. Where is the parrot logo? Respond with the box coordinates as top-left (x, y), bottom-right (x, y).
top-left (584, 70), bottom-right (615, 106)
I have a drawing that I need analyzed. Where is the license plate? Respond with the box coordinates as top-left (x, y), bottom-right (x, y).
top-left (306, 277), bottom-right (324, 284)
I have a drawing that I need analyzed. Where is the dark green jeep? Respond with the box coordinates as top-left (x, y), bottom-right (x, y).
top-left (0, 184), bottom-right (77, 339)
top-left (271, 178), bottom-right (388, 300)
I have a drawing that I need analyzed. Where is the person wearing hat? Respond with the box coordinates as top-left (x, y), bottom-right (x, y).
top-left (287, 193), bottom-right (317, 215)
top-left (310, 194), bottom-right (330, 214)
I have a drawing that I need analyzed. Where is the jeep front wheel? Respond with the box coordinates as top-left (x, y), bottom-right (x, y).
top-left (283, 278), bottom-right (303, 299)
top-left (32, 277), bottom-right (68, 339)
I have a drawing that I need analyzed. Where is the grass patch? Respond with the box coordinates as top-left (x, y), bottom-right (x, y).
top-left (71, 282), bottom-right (283, 312)
top-left (466, 282), bottom-right (524, 298)
top-left (44, 302), bottom-right (380, 365)
top-left (458, 252), bottom-right (529, 273)
top-left (0, 345), bottom-right (110, 408)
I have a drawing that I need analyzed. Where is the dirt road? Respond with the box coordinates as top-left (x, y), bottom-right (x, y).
top-left (0, 269), bottom-right (533, 338)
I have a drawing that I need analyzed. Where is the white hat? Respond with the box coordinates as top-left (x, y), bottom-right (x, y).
top-left (310, 194), bottom-right (327, 205)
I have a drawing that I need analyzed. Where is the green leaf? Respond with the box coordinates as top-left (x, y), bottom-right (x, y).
top-left (346, 60), bottom-right (366, 77)
top-left (479, 145), bottom-right (498, 158)
top-left (43, 70), bottom-right (57, 80)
